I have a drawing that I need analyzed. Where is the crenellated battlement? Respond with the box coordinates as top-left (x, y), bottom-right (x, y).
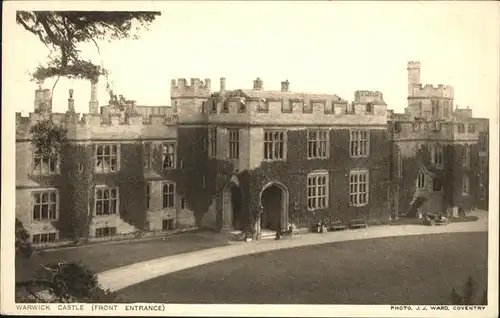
top-left (16, 84), bottom-right (180, 142)
top-left (390, 112), bottom-right (481, 143)
top-left (411, 83), bottom-right (454, 99)
top-left (407, 61), bottom-right (454, 99)
top-left (391, 118), bottom-right (454, 140)
top-left (407, 61), bottom-right (421, 70)
top-left (354, 90), bottom-right (386, 105)
top-left (16, 109), bottom-right (179, 141)
top-left (170, 78), bottom-right (212, 98)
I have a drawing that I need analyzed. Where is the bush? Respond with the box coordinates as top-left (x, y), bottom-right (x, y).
top-left (15, 218), bottom-right (116, 303)
top-left (16, 262), bottom-right (118, 303)
top-left (16, 219), bottom-right (33, 258)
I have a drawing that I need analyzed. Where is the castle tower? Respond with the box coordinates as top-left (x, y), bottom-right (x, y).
top-left (407, 61), bottom-right (421, 97)
top-left (170, 78), bottom-right (211, 123)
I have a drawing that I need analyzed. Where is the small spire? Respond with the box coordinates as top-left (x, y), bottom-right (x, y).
top-left (69, 89), bottom-right (74, 99)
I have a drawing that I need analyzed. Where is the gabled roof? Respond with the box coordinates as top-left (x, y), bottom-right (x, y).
top-left (215, 88), bottom-right (346, 102)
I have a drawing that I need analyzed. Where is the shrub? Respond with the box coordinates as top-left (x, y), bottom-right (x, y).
top-left (15, 218), bottom-right (116, 303)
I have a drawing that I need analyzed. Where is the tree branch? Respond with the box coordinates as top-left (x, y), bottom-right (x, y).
top-left (17, 11), bottom-right (160, 81)
top-left (40, 263), bottom-right (58, 273)
top-left (51, 75), bottom-right (61, 97)
top-left (16, 13), bottom-right (50, 50)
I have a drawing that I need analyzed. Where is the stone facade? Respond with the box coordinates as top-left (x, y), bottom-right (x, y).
top-left (15, 62), bottom-right (489, 246)
top-left (390, 61), bottom-right (489, 220)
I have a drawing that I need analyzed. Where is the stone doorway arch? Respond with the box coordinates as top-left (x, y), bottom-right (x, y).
top-left (222, 182), bottom-right (243, 230)
top-left (259, 182), bottom-right (289, 232)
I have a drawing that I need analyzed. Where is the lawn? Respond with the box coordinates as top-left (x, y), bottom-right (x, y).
top-left (16, 231), bottom-right (230, 282)
top-left (115, 232), bottom-right (488, 305)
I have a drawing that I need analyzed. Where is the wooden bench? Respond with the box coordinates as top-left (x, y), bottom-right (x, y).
top-left (349, 217), bottom-right (368, 229)
top-left (329, 219), bottom-right (347, 231)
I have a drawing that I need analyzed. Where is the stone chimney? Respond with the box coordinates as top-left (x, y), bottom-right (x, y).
top-left (281, 80), bottom-right (290, 92)
top-left (220, 77), bottom-right (226, 92)
top-left (253, 77), bottom-right (263, 90)
top-left (34, 88), bottom-right (52, 113)
top-left (89, 79), bottom-right (99, 114)
top-left (125, 100), bottom-right (137, 115)
top-left (68, 89), bottom-right (75, 113)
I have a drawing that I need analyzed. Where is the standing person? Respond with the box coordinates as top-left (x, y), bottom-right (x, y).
top-left (275, 217), bottom-right (281, 240)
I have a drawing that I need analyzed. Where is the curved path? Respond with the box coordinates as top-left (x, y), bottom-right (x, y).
top-left (98, 212), bottom-right (488, 292)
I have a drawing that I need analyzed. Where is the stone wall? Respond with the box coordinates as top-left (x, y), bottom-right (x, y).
top-left (211, 128), bottom-right (392, 231)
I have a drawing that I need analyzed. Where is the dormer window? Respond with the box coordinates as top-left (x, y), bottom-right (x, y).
top-left (303, 101), bottom-right (313, 114)
top-left (211, 99), bottom-right (217, 112)
top-left (468, 124), bottom-right (476, 133)
top-left (365, 102), bottom-right (373, 113)
top-left (239, 98), bottom-right (246, 113)
top-left (257, 99), bottom-right (269, 113)
top-left (458, 123), bottom-right (465, 133)
top-left (221, 100), bottom-right (229, 113)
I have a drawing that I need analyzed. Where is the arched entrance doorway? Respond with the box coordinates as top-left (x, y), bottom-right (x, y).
top-left (260, 183), bottom-right (289, 231)
top-left (222, 183), bottom-right (243, 230)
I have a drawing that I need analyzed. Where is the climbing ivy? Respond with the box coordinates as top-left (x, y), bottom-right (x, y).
top-left (32, 60), bottom-right (106, 82)
top-left (52, 144), bottom-right (94, 242)
top-left (173, 128), bottom-right (234, 228)
top-left (115, 143), bottom-right (147, 229)
top-left (29, 118), bottom-right (68, 157)
top-left (172, 128), bottom-right (392, 234)
top-left (394, 142), bottom-right (481, 218)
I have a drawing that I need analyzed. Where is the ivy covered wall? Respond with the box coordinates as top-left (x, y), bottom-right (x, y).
top-left (167, 127), bottom-right (234, 229)
top-left (112, 143), bottom-right (147, 229)
top-left (230, 128), bottom-right (392, 231)
top-left (47, 142), bottom-right (149, 240)
top-left (57, 143), bottom-right (94, 241)
top-left (22, 122), bottom-right (483, 242)
top-left (394, 142), bottom-right (480, 218)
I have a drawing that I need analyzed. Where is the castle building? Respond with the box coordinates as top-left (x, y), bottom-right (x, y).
top-left (389, 62), bottom-right (489, 219)
top-left (15, 62), bottom-right (489, 246)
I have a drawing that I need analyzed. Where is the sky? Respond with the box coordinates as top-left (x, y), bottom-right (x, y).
top-left (3, 1), bottom-right (500, 119)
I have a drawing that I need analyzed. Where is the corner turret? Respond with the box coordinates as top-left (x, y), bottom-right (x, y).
top-left (407, 61), bottom-right (421, 97)
top-left (170, 77), bottom-right (212, 123)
